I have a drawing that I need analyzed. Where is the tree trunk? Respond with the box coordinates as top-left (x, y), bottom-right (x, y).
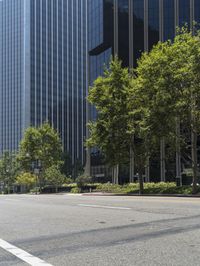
top-left (112, 165), bottom-right (119, 184)
top-left (176, 117), bottom-right (182, 186)
top-left (191, 93), bottom-right (198, 194)
top-left (145, 156), bottom-right (150, 182)
top-left (138, 167), bottom-right (144, 195)
top-left (55, 186), bottom-right (58, 193)
top-left (37, 174), bottom-right (42, 194)
top-left (160, 138), bottom-right (166, 182)
top-left (84, 147), bottom-right (91, 177)
top-left (191, 128), bottom-right (198, 194)
top-left (129, 147), bottom-right (134, 183)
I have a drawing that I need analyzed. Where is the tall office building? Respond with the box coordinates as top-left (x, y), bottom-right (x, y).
top-left (89, 0), bottom-right (200, 69)
top-left (0, 0), bottom-right (88, 164)
top-left (88, 0), bottom-right (200, 181)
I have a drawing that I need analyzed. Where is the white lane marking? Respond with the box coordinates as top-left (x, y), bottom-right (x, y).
top-left (78, 204), bottom-right (131, 210)
top-left (0, 239), bottom-right (53, 266)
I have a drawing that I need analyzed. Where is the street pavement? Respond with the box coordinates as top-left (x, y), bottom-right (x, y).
top-left (0, 194), bottom-right (200, 266)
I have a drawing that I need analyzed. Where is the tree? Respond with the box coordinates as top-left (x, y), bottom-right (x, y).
top-left (44, 165), bottom-right (66, 193)
top-left (172, 29), bottom-right (200, 193)
top-left (135, 28), bottom-right (200, 194)
top-left (16, 172), bottom-right (37, 191)
top-left (0, 151), bottom-right (20, 193)
top-left (18, 122), bottom-right (63, 189)
top-left (128, 35), bottom-right (192, 193)
top-left (87, 58), bottom-right (132, 184)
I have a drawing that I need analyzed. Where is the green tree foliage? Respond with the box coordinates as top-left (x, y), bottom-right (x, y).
top-left (18, 122), bottom-right (63, 174)
top-left (135, 28), bottom-right (200, 193)
top-left (132, 41), bottom-right (179, 192)
top-left (173, 29), bottom-right (200, 193)
top-left (44, 165), bottom-right (66, 193)
top-left (87, 29), bottom-right (200, 194)
top-left (16, 172), bottom-right (37, 190)
top-left (0, 151), bottom-right (20, 193)
top-left (87, 58), bottom-right (132, 184)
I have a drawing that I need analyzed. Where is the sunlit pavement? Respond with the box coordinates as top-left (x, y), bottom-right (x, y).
top-left (0, 194), bottom-right (200, 266)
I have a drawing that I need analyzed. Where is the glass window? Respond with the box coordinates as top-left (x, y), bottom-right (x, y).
top-left (133, 0), bottom-right (144, 66)
top-left (163, 0), bottom-right (175, 41)
top-left (148, 0), bottom-right (159, 50)
top-left (118, 0), bottom-right (129, 67)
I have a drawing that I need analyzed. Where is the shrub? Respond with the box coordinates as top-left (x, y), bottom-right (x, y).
top-left (30, 187), bottom-right (40, 194)
top-left (44, 165), bottom-right (66, 192)
top-left (76, 175), bottom-right (92, 190)
top-left (95, 182), bottom-right (180, 194)
top-left (95, 183), bottom-right (129, 193)
top-left (65, 177), bottom-right (73, 184)
top-left (71, 187), bottom-right (81, 193)
top-left (16, 172), bottom-right (37, 191)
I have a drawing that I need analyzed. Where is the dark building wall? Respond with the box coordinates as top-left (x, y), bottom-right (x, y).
top-left (89, 0), bottom-right (200, 69)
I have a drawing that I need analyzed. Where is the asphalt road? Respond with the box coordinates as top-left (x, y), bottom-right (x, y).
top-left (0, 194), bottom-right (200, 266)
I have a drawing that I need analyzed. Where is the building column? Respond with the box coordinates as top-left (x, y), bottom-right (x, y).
top-left (129, 0), bottom-right (133, 68)
top-left (114, 0), bottom-right (118, 56)
top-left (84, 15), bottom-right (91, 178)
top-left (144, 0), bottom-right (148, 52)
top-left (159, 0), bottom-right (164, 42)
top-left (128, 0), bottom-right (134, 183)
top-left (190, 0), bottom-right (194, 33)
top-left (174, 0), bottom-right (179, 30)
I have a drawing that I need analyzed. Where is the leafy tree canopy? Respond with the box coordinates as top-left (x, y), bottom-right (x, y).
top-left (18, 122), bottom-right (63, 173)
top-left (87, 58), bottom-right (132, 167)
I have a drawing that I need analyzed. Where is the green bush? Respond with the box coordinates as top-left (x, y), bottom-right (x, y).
top-left (64, 181), bottom-right (200, 195)
top-left (143, 182), bottom-right (176, 194)
top-left (71, 187), bottom-right (81, 193)
top-left (95, 183), bottom-right (126, 193)
top-left (76, 175), bottom-right (92, 189)
top-left (16, 172), bottom-right (37, 192)
top-left (94, 182), bottom-right (196, 195)
top-left (44, 165), bottom-right (66, 191)
top-left (30, 187), bottom-right (40, 194)
top-left (64, 177), bottom-right (73, 184)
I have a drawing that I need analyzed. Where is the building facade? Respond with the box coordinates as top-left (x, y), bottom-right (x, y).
top-left (0, 0), bottom-right (88, 164)
top-left (88, 0), bottom-right (200, 181)
top-left (89, 0), bottom-right (200, 69)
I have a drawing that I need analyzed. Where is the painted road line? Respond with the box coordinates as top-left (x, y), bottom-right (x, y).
top-left (78, 204), bottom-right (131, 210)
top-left (0, 239), bottom-right (53, 266)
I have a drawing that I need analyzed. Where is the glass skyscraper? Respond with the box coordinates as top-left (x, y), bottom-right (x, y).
top-left (0, 0), bottom-right (88, 164)
top-left (89, 0), bottom-right (200, 69)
